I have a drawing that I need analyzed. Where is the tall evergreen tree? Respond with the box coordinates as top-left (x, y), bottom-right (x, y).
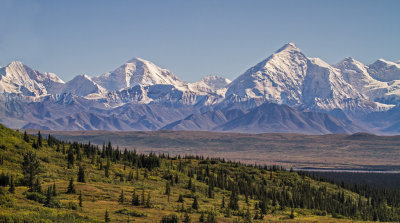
top-left (32, 178), bottom-right (42, 193)
top-left (52, 182), bottom-right (57, 196)
top-left (22, 151), bottom-right (41, 189)
top-left (105, 209), bottom-right (110, 222)
top-left (228, 190), bottom-right (239, 210)
top-left (192, 196), bottom-right (199, 210)
top-left (8, 176), bottom-right (15, 194)
top-left (66, 178), bottom-right (76, 194)
top-left (67, 147), bottom-right (74, 169)
top-left (141, 189), bottom-right (145, 205)
top-left (23, 131), bottom-right (29, 143)
top-left (188, 177), bottom-right (192, 189)
top-left (77, 165), bottom-right (85, 183)
top-left (131, 189), bottom-right (139, 206)
top-left (44, 186), bottom-right (53, 207)
top-left (105, 159), bottom-right (110, 178)
top-left (165, 182), bottom-right (171, 195)
top-left (118, 190), bottom-right (124, 204)
top-left (79, 191), bottom-right (83, 207)
top-left (145, 192), bottom-right (151, 208)
top-left (178, 194), bottom-right (184, 203)
top-left (37, 131), bottom-right (42, 147)
top-left (199, 213), bottom-right (205, 222)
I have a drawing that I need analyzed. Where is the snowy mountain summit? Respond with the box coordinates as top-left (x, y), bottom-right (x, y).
top-left (92, 58), bottom-right (186, 91)
top-left (0, 61), bottom-right (64, 97)
top-left (225, 42), bottom-right (372, 111)
top-left (61, 74), bottom-right (107, 97)
top-left (0, 42), bottom-right (399, 134)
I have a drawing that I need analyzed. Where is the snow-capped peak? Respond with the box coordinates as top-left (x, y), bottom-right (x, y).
top-left (191, 75), bottom-right (231, 90)
top-left (226, 42), bottom-right (369, 110)
top-left (334, 57), bottom-right (369, 75)
top-left (62, 74), bottom-right (107, 97)
top-left (368, 59), bottom-right (400, 82)
top-left (275, 42), bottom-right (300, 54)
top-left (188, 75), bottom-right (231, 96)
top-left (226, 42), bottom-right (308, 105)
top-left (92, 57), bottom-right (186, 91)
top-left (0, 61), bottom-right (64, 96)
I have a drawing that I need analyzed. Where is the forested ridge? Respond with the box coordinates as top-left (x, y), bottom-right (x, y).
top-left (0, 123), bottom-right (399, 222)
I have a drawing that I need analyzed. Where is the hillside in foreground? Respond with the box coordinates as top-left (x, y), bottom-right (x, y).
top-left (1, 123), bottom-right (400, 222)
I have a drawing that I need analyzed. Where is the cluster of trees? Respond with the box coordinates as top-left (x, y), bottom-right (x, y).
top-left (2, 130), bottom-right (400, 222)
top-left (167, 155), bottom-right (400, 222)
top-left (304, 171), bottom-right (400, 221)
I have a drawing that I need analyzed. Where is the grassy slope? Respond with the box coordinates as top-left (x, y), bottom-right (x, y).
top-left (0, 124), bottom-right (378, 222)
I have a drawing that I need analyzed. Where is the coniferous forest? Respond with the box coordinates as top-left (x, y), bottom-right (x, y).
top-left (0, 123), bottom-right (399, 222)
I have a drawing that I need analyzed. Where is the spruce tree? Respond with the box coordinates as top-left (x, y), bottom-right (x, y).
top-left (77, 165), bottom-right (85, 183)
top-left (8, 176), bottom-right (15, 194)
top-left (105, 159), bottom-right (110, 178)
top-left (79, 191), bottom-right (83, 207)
top-left (118, 190), bottom-right (124, 204)
top-left (22, 151), bottom-right (41, 189)
top-left (52, 182), bottom-right (57, 196)
top-left (141, 189), bottom-right (145, 205)
top-left (228, 190), bottom-right (239, 210)
top-left (188, 177), bottom-right (192, 189)
top-left (23, 131), bottom-right (29, 143)
top-left (45, 186), bottom-right (52, 207)
top-left (199, 213), bottom-right (205, 222)
top-left (67, 148), bottom-right (74, 169)
top-left (178, 194), bottom-right (184, 203)
top-left (37, 131), bottom-right (42, 147)
top-left (33, 178), bottom-right (42, 193)
top-left (32, 140), bottom-right (38, 149)
top-left (208, 183), bottom-right (213, 198)
top-left (105, 209), bottom-right (110, 222)
top-left (66, 178), bottom-right (76, 194)
top-left (165, 182), bottom-right (171, 195)
top-left (175, 174), bottom-right (179, 184)
top-left (192, 196), bottom-right (199, 210)
top-left (145, 192), bottom-right (151, 208)
top-left (131, 189), bottom-right (139, 206)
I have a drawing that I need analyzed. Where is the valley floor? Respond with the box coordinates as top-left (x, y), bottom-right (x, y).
top-left (30, 130), bottom-right (400, 171)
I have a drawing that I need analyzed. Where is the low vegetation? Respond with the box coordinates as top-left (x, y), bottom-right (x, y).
top-left (1, 123), bottom-right (400, 222)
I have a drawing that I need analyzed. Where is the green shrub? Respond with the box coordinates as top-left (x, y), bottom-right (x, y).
top-left (25, 192), bottom-right (46, 203)
top-left (161, 213), bottom-right (179, 223)
top-left (64, 201), bottom-right (79, 210)
top-left (115, 208), bottom-right (147, 217)
top-left (0, 194), bottom-right (15, 207)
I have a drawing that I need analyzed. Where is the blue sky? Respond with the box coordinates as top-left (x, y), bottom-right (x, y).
top-left (0, 0), bottom-right (399, 82)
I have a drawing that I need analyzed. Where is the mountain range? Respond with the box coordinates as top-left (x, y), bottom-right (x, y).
top-left (1, 42), bottom-right (399, 134)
